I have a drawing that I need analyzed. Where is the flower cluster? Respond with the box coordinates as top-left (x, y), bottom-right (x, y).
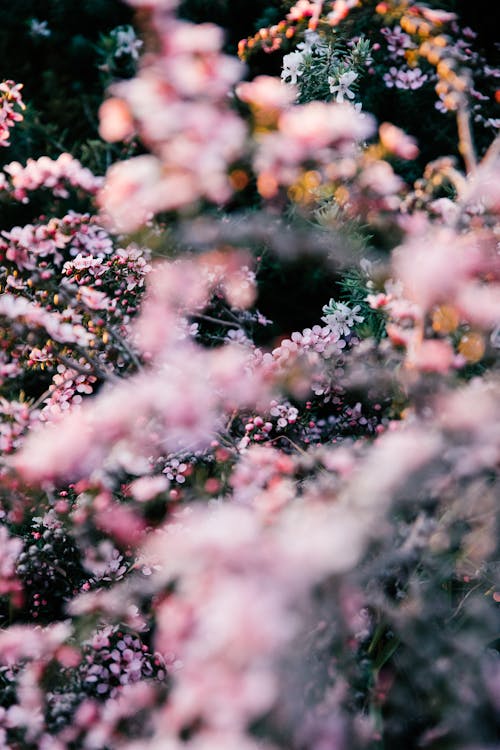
top-left (383, 65), bottom-right (428, 90)
top-left (0, 80), bottom-right (24, 147)
top-left (322, 299), bottom-right (364, 337)
top-left (238, 0), bottom-right (360, 60)
top-left (0, 525), bottom-right (23, 607)
top-left (80, 626), bottom-right (164, 698)
top-left (0, 2), bottom-right (499, 749)
top-left (97, 8), bottom-right (246, 232)
top-left (0, 154), bottom-right (103, 202)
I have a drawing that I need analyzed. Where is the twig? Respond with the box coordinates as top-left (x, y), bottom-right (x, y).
top-left (479, 133), bottom-right (500, 169)
top-left (191, 313), bottom-right (240, 329)
top-left (456, 103), bottom-right (477, 175)
top-left (57, 354), bottom-right (97, 378)
top-left (73, 346), bottom-right (118, 382)
top-left (447, 581), bottom-right (482, 622)
top-left (106, 324), bottom-right (142, 371)
top-left (267, 434), bottom-right (308, 456)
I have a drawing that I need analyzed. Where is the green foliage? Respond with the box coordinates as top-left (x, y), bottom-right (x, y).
top-left (338, 267), bottom-right (388, 341)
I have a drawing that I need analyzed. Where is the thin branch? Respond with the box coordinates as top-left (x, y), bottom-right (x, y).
top-left (447, 582), bottom-right (482, 622)
top-left (106, 324), bottom-right (142, 371)
top-left (73, 346), bottom-right (118, 382)
top-left (57, 354), bottom-right (98, 378)
top-left (456, 103), bottom-right (477, 175)
top-left (267, 434), bottom-right (308, 456)
top-left (479, 133), bottom-right (500, 169)
top-left (219, 303), bottom-right (245, 325)
top-left (191, 313), bottom-right (241, 329)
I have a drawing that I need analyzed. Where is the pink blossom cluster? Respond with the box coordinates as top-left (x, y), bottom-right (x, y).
top-left (237, 82), bottom-right (407, 215)
top-left (0, 525), bottom-right (23, 602)
top-left (0, 153), bottom-right (103, 202)
top-left (285, 0), bottom-right (358, 29)
top-left (230, 444), bottom-right (295, 515)
top-left (132, 492), bottom-right (380, 748)
top-left (0, 217), bottom-right (80, 273)
top-left (12, 337), bottom-right (271, 483)
top-left (383, 65), bottom-right (429, 90)
top-left (38, 362), bottom-right (97, 422)
top-left (252, 100), bottom-right (375, 198)
top-left (0, 397), bottom-right (33, 453)
top-left (287, 0), bottom-right (324, 27)
top-left (254, 323), bottom-right (348, 385)
top-left (0, 212), bottom-right (157, 481)
top-left (0, 3), bottom-right (500, 749)
top-left (380, 25), bottom-right (415, 58)
top-left (97, 5), bottom-right (247, 231)
top-left (238, 400), bottom-right (300, 450)
top-left (80, 626), bottom-right (163, 698)
top-left (367, 212), bottom-right (500, 373)
top-left (0, 212), bottom-right (111, 270)
top-left (0, 80), bottom-right (24, 147)
top-left (326, 0), bottom-right (360, 26)
top-left (0, 293), bottom-right (93, 347)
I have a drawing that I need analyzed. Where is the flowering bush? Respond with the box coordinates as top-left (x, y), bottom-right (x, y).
top-left (0, 1), bottom-right (499, 749)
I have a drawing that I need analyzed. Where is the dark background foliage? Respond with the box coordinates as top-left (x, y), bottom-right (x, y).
top-left (0, 0), bottom-right (132, 165)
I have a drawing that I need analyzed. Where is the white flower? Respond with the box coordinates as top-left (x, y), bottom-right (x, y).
top-left (29, 19), bottom-right (51, 37)
top-left (322, 301), bottom-right (364, 337)
top-left (281, 51), bottom-right (305, 85)
top-left (490, 325), bottom-right (500, 349)
top-left (111, 26), bottom-right (143, 60)
top-left (297, 30), bottom-right (321, 54)
top-left (328, 70), bottom-right (358, 102)
top-left (360, 258), bottom-right (373, 276)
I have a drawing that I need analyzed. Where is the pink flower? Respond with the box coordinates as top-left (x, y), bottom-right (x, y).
top-left (383, 66), bottom-right (428, 90)
top-left (2, 153), bottom-right (102, 201)
top-left (126, 0), bottom-right (178, 7)
top-left (455, 283), bottom-right (500, 328)
top-left (0, 80), bottom-right (25, 147)
top-left (98, 155), bottom-right (171, 232)
top-left (78, 285), bottom-right (112, 310)
top-left (418, 7), bottom-right (456, 24)
top-left (166, 20), bottom-right (224, 55)
top-left (129, 475), bottom-right (169, 502)
top-left (407, 338), bottom-right (456, 373)
top-left (379, 122), bottom-right (419, 160)
top-left (0, 622), bottom-right (71, 666)
top-left (327, 0), bottom-right (359, 25)
top-left (287, 0), bottom-right (323, 28)
top-left (95, 502), bottom-right (146, 546)
top-left (279, 101), bottom-right (375, 150)
top-left (358, 161), bottom-right (403, 195)
top-left (98, 98), bottom-right (135, 142)
top-left (393, 227), bottom-right (481, 311)
top-left (236, 75), bottom-right (297, 110)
